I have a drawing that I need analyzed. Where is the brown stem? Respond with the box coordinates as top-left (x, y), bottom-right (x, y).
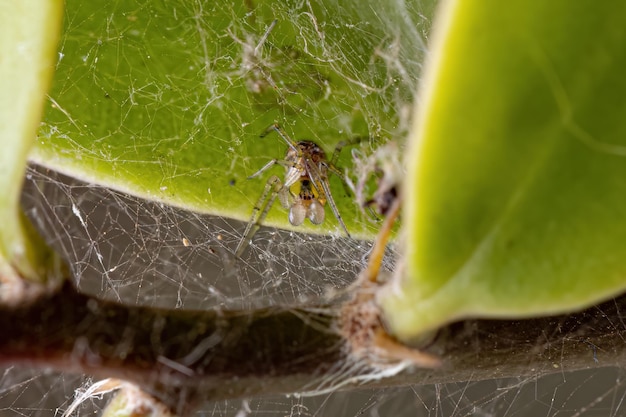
top-left (1, 281), bottom-right (625, 415)
top-left (0, 282), bottom-right (345, 414)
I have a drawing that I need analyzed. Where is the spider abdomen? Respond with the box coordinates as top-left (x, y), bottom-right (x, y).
top-left (288, 179), bottom-right (326, 225)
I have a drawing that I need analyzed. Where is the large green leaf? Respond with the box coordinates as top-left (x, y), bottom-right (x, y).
top-left (31, 0), bottom-right (434, 239)
top-left (0, 0), bottom-right (63, 285)
top-left (380, 0), bottom-right (626, 341)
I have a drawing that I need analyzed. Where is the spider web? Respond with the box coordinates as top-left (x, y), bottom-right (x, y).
top-left (22, 166), bottom-right (376, 309)
top-left (3, 0), bottom-right (626, 416)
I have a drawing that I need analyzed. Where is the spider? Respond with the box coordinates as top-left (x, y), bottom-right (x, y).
top-left (351, 141), bottom-right (402, 219)
top-left (235, 124), bottom-right (351, 256)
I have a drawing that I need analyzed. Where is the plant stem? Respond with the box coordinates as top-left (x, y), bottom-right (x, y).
top-left (1, 281), bottom-right (625, 415)
top-left (0, 282), bottom-right (344, 415)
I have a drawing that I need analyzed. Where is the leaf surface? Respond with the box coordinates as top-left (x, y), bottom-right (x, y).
top-left (32, 0), bottom-right (434, 238)
top-left (381, 0), bottom-right (626, 341)
top-left (0, 0), bottom-right (63, 284)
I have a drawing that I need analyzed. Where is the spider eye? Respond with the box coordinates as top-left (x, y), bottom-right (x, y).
top-left (308, 199), bottom-right (325, 224)
top-left (289, 202), bottom-right (306, 226)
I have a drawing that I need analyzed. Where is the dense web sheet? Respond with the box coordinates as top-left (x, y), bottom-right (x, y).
top-left (21, 166), bottom-right (382, 309)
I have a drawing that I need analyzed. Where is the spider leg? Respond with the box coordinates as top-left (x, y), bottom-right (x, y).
top-left (260, 123), bottom-right (298, 152)
top-left (324, 162), bottom-right (354, 197)
top-left (363, 201), bottom-right (383, 223)
top-left (306, 160), bottom-right (351, 238)
top-left (328, 136), bottom-right (369, 198)
top-left (248, 158), bottom-right (294, 179)
top-left (320, 159), bottom-right (358, 215)
top-left (248, 159), bottom-right (277, 179)
top-left (235, 175), bottom-right (283, 257)
top-left (329, 136), bottom-right (368, 167)
top-left (277, 184), bottom-right (292, 209)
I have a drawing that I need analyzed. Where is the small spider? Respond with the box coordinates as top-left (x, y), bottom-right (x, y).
top-left (352, 141), bottom-right (402, 218)
top-left (235, 124), bottom-right (351, 256)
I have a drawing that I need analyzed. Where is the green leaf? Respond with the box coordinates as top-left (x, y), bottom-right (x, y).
top-left (31, 0), bottom-right (433, 239)
top-left (380, 0), bottom-right (626, 341)
top-left (0, 0), bottom-right (63, 285)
